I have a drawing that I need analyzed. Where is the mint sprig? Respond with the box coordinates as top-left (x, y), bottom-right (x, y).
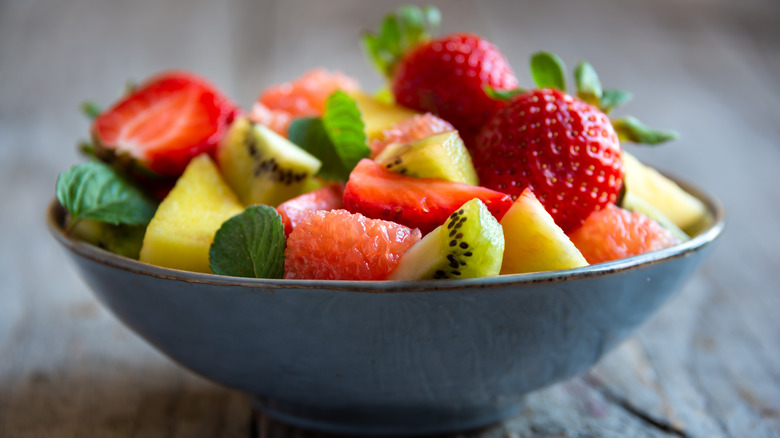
top-left (362, 5), bottom-right (441, 78)
top-left (56, 161), bottom-right (157, 229)
top-left (288, 91), bottom-right (370, 181)
top-left (209, 205), bottom-right (286, 279)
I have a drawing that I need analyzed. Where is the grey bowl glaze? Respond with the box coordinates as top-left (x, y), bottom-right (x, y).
top-left (47, 180), bottom-right (724, 436)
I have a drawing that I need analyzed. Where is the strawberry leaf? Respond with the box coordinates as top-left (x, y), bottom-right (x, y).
top-left (81, 101), bottom-right (102, 120)
top-left (209, 205), bottom-right (286, 279)
top-left (56, 161), bottom-right (157, 228)
top-left (530, 51), bottom-right (567, 91)
top-left (288, 91), bottom-right (370, 181)
top-left (574, 61), bottom-right (602, 106)
top-left (485, 85), bottom-right (525, 101)
top-left (612, 116), bottom-right (678, 145)
top-left (600, 89), bottom-right (633, 113)
top-left (362, 5), bottom-right (440, 78)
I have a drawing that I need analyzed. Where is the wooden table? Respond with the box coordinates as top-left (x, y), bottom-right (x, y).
top-left (2, 0), bottom-right (778, 436)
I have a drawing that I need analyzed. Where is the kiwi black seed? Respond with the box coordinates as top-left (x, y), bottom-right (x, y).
top-left (388, 198), bottom-right (505, 280)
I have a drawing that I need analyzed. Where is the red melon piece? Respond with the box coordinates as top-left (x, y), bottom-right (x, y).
top-left (284, 209), bottom-right (421, 280)
top-left (343, 159), bottom-right (513, 234)
top-left (276, 184), bottom-right (344, 236)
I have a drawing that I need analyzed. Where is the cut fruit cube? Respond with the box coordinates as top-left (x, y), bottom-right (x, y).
top-left (499, 189), bottom-right (588, 274)
top-left (139, 154), bottom-right (244, 273)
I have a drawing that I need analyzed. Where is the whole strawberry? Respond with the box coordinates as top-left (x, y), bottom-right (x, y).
top-left (473, 52), bottom-right (677, 233)
top-left (475, 87), bottom-right (622, 232)
top-left (363, 7), bottom-right (518, 147)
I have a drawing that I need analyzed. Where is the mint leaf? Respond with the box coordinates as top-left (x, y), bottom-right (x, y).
top-left (289, 118), bottom-right (350, 181)
top-left (574, 61), bottom-right (602, 106)
top-left (209, 205), bottom-right (286, 278)
top-left (530, 51), bottom-right (567, 91)
top-left (600, 89), bottom-right (633, 113)
top-left (288, 91), bottom-right (370, 181)
top-left (485, 85), bottom-right (525, 101)
top-left (612, 116), bottom-right (678, 145)
top-left (56, 161), bottom-right (157, 227)
top-left (323, 90), bottom-right (370, 171)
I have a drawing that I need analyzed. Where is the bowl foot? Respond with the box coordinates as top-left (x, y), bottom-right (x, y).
top-left (250, 397), bottom-right (524, 436)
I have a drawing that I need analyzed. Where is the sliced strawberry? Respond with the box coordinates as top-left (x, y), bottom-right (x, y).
top-left (276, 183), bottom-right (344, 236)
top-left (343, 159), bottom-right (512, 234)
top-left (91, 71), bottom-right (238, 177)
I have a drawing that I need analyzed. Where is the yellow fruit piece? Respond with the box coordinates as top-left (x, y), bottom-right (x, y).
top-left (140, 154), bottom-right (244, 273)
top-left (349, 91), bottom-right (419, 141)
top-left (622, 152), bottom-right (710, 235)
top-left (500, 189), bottom-right (588, 274)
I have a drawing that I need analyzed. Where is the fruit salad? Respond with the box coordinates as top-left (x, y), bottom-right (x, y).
top-left (55, 6), bottom-right (711, 281)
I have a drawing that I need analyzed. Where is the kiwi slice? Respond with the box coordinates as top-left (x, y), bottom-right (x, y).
top-left (68, 218), bottom-right (146, 259)
top-left (217, 117), bottom-right (322, 207)
top-left (374, 131), bottom-right (479, 185)
top-left (389, 198), bottom-right (504, 280)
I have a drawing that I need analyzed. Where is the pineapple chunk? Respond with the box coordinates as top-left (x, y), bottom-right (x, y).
top-left (349, 91), bottom-right (419, 141)
top-left (139, 154), bottom-right (244, 273)
top-left (500, 189), bottom-right (588, 274)
top-left (622, 152), bottom-right (710, 235)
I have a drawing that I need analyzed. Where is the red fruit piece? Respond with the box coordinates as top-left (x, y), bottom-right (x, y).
top-left (276, 184), bottom-right (344, 236)
top-left (284, 209), bottom-right (421, 280)
top-left (91, 71), bottom-right (238, 177)
top-left (391, 33), bottom-right (518, 146)
top-left (250, 68), bottom-right (360, 137)
top-left (569, 204), bottom-right (681, 264)
top-left (343, 159), bottom-right (513, 234)
top-left (473, 88), bottom-right (623, 233)
top-left (370, 113), bottom-right (454, 157)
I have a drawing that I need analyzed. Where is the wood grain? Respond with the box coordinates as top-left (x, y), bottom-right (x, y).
top-left (1, 0), bottom-right (779, 437)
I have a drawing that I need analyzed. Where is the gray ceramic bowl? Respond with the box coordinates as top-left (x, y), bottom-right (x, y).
top-left (47, 179), bottom-right (724, 436)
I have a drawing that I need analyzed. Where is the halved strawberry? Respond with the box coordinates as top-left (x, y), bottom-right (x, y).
top-left (276, 183), bottom-right (344, 236)
top-left (91, 71), bottom-right (238, 177)
top-left (343, 159), bottom-right (512, 234)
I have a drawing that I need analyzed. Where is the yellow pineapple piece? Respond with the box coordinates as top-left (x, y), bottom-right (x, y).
top-left (349, 91), bottom-right (419, 141)
top-left (500, 189), bottom-right (588, 275)
top-left (622, 152), bottom-right (710, 235)
top-left (139, 154), bottom-right (244, 273)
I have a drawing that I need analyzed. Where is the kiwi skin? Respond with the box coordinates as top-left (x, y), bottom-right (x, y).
top-left (217, 117), bottom-right (322, 207)
top-left (375, 131), bottom-right (479, 185)
top-left (388, 198), bottom-right (504, 280)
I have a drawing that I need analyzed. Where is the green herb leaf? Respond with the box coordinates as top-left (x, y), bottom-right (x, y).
top-left (81, 101), bottom-right (102, 120)
top-left (612, 116), bottom-right (678, 145)
top-left (484, 85), bottom-right (525, 101)
top-left (56, 161), bottom-right (157, 227)
top-left (323, 90), bottom-right (370, 171)
top-left (530, 51), bottom-right (567, 91)
top-left (574, 61), bottom-right (602, 106)
top-left (600, 89), bottom-right (633, 113)
top-left (362, 5), bottom-right (440, 78)
top-left (288, 91), bottom-right (370, 181)
top-left (289, 117), bottom-right (350, 181)
top-left (209, 205), bottom-right (286, 278)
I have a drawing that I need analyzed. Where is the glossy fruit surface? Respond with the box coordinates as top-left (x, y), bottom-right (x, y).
top-left (91, 71), bottom-right (237, 177)
top-left (392, 33), bottom-right (518, 145)
top-left (343, 159), bottom-right (513, 234)
top-left (569, 204), bottom-right (680, 264)
top-left (474, 88), bottom-right (623, 233)
top-left (283, 209), bottom-right (421, 280)
top-left (276, 184), bottom-right (344, 236)
top-left (370, 113), bottom-right (454, 157)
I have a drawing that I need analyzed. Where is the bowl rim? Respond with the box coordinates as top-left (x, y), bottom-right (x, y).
top-left (47, 175), bottom-right (725, 293)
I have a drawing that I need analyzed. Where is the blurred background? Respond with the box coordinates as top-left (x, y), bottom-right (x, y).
top-left (1, 0), bottom-right (779, 436)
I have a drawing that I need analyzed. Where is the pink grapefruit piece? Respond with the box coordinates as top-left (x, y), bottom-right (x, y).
top-left (283, 209), bottom-right (422, 280)
top-left (569, 204), bottom-right (681, 264)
